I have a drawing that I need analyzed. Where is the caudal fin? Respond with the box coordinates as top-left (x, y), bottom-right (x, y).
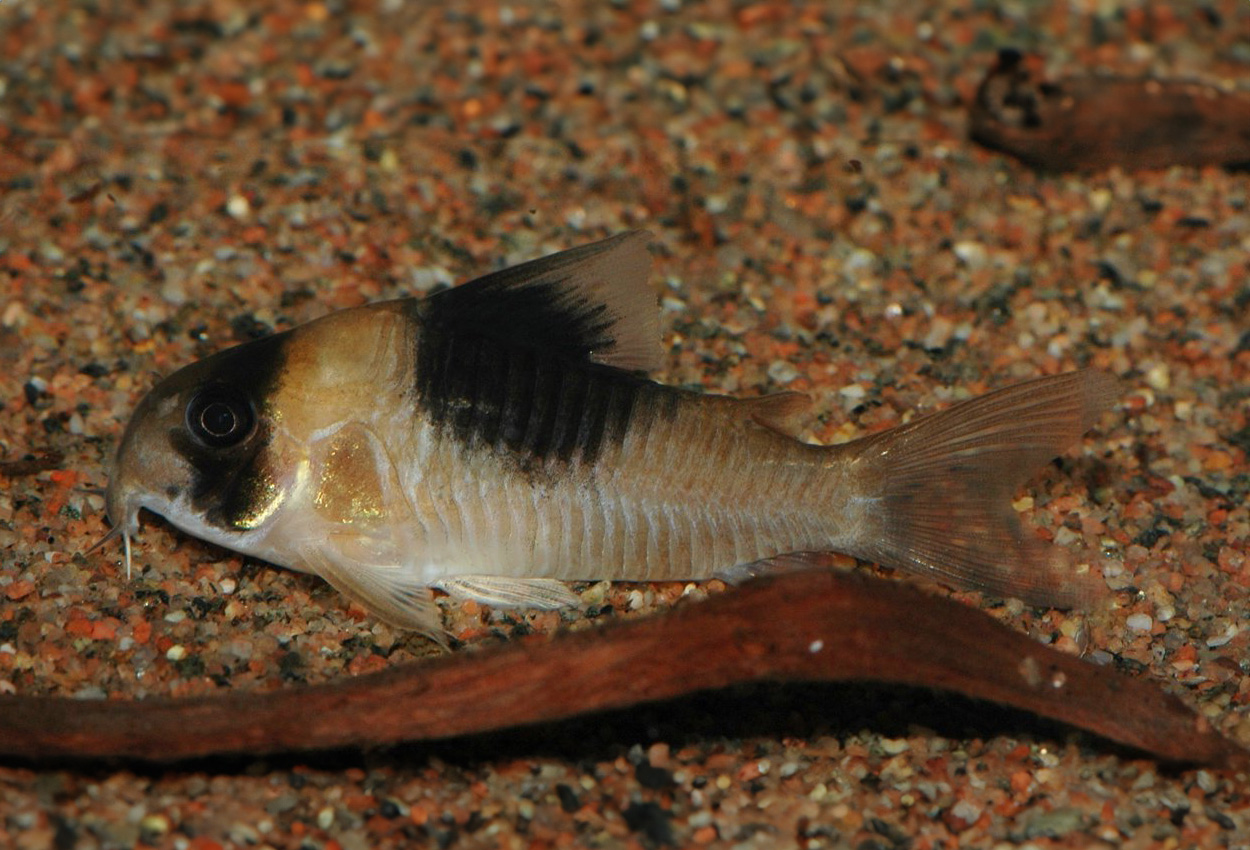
top-left (845, 370), bottom-right (1119, 608)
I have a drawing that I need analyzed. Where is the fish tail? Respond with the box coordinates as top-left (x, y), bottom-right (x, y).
top-left (842, 370), bottom-right (1119, 608)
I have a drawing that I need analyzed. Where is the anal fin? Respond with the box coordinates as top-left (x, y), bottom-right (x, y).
top-left (715, 552), bottom-right (830, 585)
top-left (435, 575), bottom-right (581, 609)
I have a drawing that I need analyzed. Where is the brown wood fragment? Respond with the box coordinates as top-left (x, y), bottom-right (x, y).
top-left (969, 49), bottom-right (1250, 172)
top-left (0, 450), bottom-right (65, 478)
top-left (0, 571), bottom-right (1242, 767)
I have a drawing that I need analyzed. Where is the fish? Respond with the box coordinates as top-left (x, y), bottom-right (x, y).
top-left (104, 231), bottom-right (1118, 640)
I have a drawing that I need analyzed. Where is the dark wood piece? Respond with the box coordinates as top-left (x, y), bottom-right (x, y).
top-left (0, 451), bottom-right (65, 478)
top-left (969, 49), bottom-right (1250, 172)
top-left (0, 571), bottom-right (1242, 766)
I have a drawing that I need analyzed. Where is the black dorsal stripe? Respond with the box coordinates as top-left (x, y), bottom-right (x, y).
top-left (546, 365), bottom-right (589, 461)
top-left (467, 333), bottom-right (501, 443)
top-left (497, 347), bottom-right (536, 448)
top-left (406, 232), bottom-right (673, 466)
top-left (521, 348), bottom-right (563, 459)
top-left (576, 372), bottom-right (611, 465)
top-left (424, 276), bottom-right (616, 362)
top-left (413, 319), bottom-right (658, 467)
top-left (411, 232), bottom-right (660, 373)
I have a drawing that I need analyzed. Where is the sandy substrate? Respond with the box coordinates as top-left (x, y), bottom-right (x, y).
top-left (1, 1), bottom-right (1248, 847)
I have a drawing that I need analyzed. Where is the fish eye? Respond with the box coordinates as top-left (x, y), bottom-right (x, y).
top-left (185, 386), bottom-right (255, 448)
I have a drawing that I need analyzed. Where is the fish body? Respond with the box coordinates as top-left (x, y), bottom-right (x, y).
top-left (107, 232), bottom-right (1116, 637)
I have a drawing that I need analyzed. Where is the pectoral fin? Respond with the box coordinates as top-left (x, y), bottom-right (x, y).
top-left (300, 544), bottom-right (446, 644)
top-left (435, 575), bottom-right (581, 609)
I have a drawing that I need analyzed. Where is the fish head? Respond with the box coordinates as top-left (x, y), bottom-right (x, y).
top-left (106, 331), bottom-right (296, 572)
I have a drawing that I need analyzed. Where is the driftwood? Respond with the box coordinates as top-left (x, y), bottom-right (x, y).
top-left (969, 49), bottom-right (1250, 172)
top-left (0, 451), bottom-right (65, 478)
top-left (0, 571), bottom-right (1242, 766)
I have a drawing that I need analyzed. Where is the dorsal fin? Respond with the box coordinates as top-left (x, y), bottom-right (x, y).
top-left (420, 231), bottom-right (661, 371)
top-left (738, 391), bottom-right (813, 437)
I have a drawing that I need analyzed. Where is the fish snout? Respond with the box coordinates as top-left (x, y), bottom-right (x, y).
top-left (101, 386), bottom-right (189, 571)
